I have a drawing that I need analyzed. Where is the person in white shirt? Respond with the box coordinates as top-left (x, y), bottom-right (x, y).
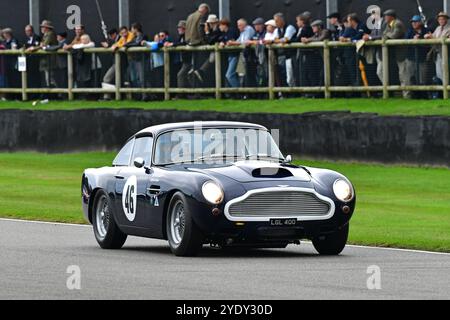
top-left (273, 13), bottom-right (297, 89)
top-left (264, 20), bottom-right (277, 43)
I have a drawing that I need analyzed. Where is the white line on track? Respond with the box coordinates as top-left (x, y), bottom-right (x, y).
top-left (1, 218), bottom-right (450, 256)
top-left (0, 217), bottom-right (90, 228)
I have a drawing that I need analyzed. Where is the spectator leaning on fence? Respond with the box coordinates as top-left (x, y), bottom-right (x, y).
top-left (362, 11), bottom-right (384, 85)
top-left (101, 29), bottom-right (120, 48)
top-left (43, 32), bottom-right (69, 95)
top-left (406, 15), bottom-right (430, 90)
top-left (72, 34), bottom-right (101, 90)
top-left (166, 20), bottom-right (191, 91)
top-left (425, 12), bottom-right (450, 85)
top-left (192, 14), bottom-right (221, 84)
top-left (218, 18), bottom-right (239, 88)
top-left (26, 20), bottom-right (58, 92)
top-left (226, 19), bottom-right (255, 89)
top-left (382, 10), bottom-right (411, 98)
top-left (264, 19), bottom-right (277, 43)
top-left (327, 12), bottom-right (345, 41)
top-left (273, 13), bottom-right (297, 89)
top-left (294, 14), bottom-right (314, 88)
top-left (124, 23), bottom-right (147, 95)
top-left (102, 26), bottom-right (135, 100)
top-left (1, 28), bottom-right (20, 95)
top-left (339, 14), bottom-right (367, 87)
top-left (302, 20), bottom-right (330, 91)
top-left (63, 24), bottom-right (85, 50)
top-left (246, 18), bottom-right (267, 88)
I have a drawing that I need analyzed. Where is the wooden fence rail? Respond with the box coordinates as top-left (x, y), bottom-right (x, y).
top-left (0, 39), bottom-right (448, 101)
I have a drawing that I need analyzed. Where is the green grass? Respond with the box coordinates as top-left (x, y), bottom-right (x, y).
top-left (2, 98), bottom-right (450, 116)
top-left (0, 152), bottom-right (449, 252)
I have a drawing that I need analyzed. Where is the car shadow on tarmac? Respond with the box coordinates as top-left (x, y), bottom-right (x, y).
top-left (121, 244), bottom-right (340, 259)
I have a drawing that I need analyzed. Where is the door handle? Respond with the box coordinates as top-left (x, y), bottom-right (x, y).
top-left (115, 175), bottom-right (125, 180)
top-left (147, 187), bottom-right (161, 195)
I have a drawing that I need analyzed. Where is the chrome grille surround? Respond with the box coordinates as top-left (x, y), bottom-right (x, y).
top-left (224, 187), bottom-right (335, 222)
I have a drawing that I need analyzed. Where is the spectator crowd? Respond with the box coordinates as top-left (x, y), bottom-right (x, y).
top-left (1, 3), bottom-right (450, 100)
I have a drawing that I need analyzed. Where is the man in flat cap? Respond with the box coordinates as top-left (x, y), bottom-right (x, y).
top-left (425, 12), bottom-right (450, 83)
top-left (382, 9), bottom-right (411, 98)
top-left (301, 20), bottom-right (330, 94)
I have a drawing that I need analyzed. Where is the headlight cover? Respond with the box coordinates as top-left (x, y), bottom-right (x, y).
top-left (333, 179), bottom-right (354, 202)
top-left (202, 181), bottom-right (224, 205)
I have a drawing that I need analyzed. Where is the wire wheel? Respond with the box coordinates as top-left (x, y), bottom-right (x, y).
top-left (95, 195), bottom-right (110, 239)
top-left (170, 200), bottom-right (186, 246)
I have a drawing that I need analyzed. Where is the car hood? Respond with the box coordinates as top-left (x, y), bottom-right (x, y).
top-left (188, 160), bottom-right (311, 183)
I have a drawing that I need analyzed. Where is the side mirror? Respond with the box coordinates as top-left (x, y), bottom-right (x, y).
top-left (134, 157), bottom-right (145, 169)
top-left (285, 155), bottom-right (293, 163)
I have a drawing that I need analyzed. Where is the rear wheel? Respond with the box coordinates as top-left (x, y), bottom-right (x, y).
top-left (166, 192), bottom-right (204, 256)
top-left (312, 224), bottom-right (349, 256)
top-left (93, 190), bottom-right (127, 249)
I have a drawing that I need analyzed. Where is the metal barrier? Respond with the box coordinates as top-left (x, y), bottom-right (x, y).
top-left (0, 38), bottom-right (448, 101)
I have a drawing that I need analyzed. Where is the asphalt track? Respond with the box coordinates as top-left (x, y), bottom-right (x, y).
top-left (0, 218), bottom-right (449, 300)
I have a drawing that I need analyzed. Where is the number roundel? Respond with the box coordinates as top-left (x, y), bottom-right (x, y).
top-left (122, 175), bottom-right (137, 222)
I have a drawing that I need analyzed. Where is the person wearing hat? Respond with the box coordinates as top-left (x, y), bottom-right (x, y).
top-left (381, 9), bottom-right (412, 97)
top-left (204, 14), bottom-right (221, 44)
top-left (424, 12), bottom-right (450, 83)
top-left (300, 20), bottom-right (330, 93)
top-left (240, 17), bottom-right (267, 90)
top-left (327, 12), bottom-right (344, 41)
top-left (404, 15), bottom-right (430, 92)
top-left (191, 14), bottom-right (221, 85)
top-left (263, 19), bottom-right (277, 43)
top-left (43, 31), bottom-right (69, 94)
top-left (26, 20), bottom-right (58, 93)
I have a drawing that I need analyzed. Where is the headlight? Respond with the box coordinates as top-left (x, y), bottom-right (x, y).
top-left (202, 181), bottom-right (224, 205)
top-left (333, 179), bottom-right (354, 202)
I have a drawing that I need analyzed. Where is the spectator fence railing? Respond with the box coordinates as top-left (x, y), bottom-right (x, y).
top-left (0, 38), bottom-right (448, 101)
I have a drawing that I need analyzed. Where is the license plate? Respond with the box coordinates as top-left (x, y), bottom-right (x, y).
top-left (270, 218), bottom-right (297, 226)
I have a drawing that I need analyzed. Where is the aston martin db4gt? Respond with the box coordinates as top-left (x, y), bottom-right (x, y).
top-left (82, 121), bottom-right (356, 256)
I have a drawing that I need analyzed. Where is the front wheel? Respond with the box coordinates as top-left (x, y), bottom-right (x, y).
top-left (312, 224), bottom-right (349, 256)
top-left (93, 190), bottom-right (127, 249)
top-left (166, 192), bottom-right (204, 256)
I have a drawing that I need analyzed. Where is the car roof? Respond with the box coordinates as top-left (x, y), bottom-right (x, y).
top-left (136, 121), bottom-right (268, 137)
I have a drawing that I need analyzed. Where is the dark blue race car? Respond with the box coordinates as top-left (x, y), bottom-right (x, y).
top-left (82, 122), bottom-right (356, 256)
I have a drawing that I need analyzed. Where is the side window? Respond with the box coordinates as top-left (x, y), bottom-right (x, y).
top-left (113, 139), bottom-right (134, 166)
top-left (131, 137), bottom-right (153, 165)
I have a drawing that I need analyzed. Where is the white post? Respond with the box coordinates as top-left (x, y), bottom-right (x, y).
top-left (29, 0), bottom-right (40, 29)
top-left (219, 0), bottom-right (230, 19)
top-left (326, 0), bottom-right (339, 28)
top-left (118, 0), bottom-right (130, 27)
top-left (445, 0), bottom-right (450, 13)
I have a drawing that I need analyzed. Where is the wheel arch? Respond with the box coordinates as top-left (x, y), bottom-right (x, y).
top-left (88, 187), bottom-right (103, 224)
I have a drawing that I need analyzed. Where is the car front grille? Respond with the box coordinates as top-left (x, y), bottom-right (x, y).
top-left (227, 190), bottom-right (332, 218)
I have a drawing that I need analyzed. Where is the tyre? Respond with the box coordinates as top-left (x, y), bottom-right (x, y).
top-left (166, 192), bottom-right (204, 256)
top-left (92, 190), bottom-right (127, 249)
top-left (312, 224), bottom-right (349, 256)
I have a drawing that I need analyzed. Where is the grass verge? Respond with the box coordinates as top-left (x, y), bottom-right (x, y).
top-left (0, 152), bottom-right (449, 252)
top-left (1, 98), bottom-right (450, 116)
